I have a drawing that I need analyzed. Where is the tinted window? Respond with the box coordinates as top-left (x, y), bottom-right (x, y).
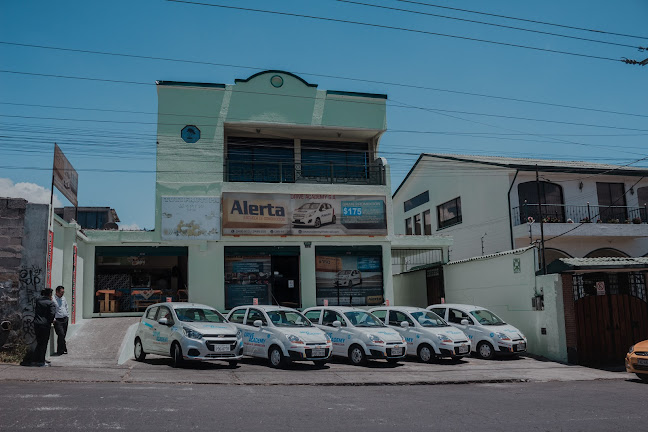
top-left (304, 309), bottom-right (322, 323)
top-left (430, 308), bottom-right (446, 319)
top-left (423, 210), bottom-right (432, 235)
top-left (596, 182), bottom-right (628, 222)
top-left (176, 308), bottom-right (226, 323)
top-left (267, 310), bottom-right (312, 327)
top-left (301, 140), bottom-right (369, 181)
top-left (246, 309), bottom-right (267, 326)
top-left (322, 310), bottom-right (346, 327)
top-left (448, 308), bottom-right (471, 324)
top-left (405, 218), bottom-right (412, 235)
top-left (229, 309), bottom-right (246, 324)
top-left (156, 307), bottom-right (174, 325)
top-left (388, 310), bottom-right (414, 327)
top-left (371, 309), bottom-right (387, 322)
top-left (403, 191), bottom-right (429, 212)
top-left (344, 311), bottom-right (383, 327)
top-left (437, 197), bottom-right (462, 229)
top-left (146, 306), bottom-right (159, 320)
top-left (518, 181), bottom-right (565, 223)
top-left (226, 137), bottom-right (295, 183)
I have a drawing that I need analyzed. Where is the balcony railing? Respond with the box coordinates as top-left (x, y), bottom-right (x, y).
top-left (224, 159), bottom-right (386, 185)
top-left (512, 203), bottom-right (648, 226)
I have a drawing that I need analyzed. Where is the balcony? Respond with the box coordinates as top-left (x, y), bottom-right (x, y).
top-left (512, 203), bottom-right (648, 226)
top-left (224, 158), bottom-right (386, 185)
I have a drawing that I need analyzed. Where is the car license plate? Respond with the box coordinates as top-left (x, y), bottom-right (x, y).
top-left (516, 343), bottom-right (526, 351)
top-left (459, 345), bottom-right (469, 354)
top-left (391, 347), bottom-right (403, 356)
top-left (638, 358), bottom-right (648, 366)
top-left (211, 344), bottom-right (230, 352)
top-left (311, 348), bottom-right (325, 357)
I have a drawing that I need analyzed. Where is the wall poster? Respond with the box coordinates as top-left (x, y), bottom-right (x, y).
top-left (221, 193), bottom-right (387, 236)
top-left (224, 256), bottom-right (271, 309)
top-left (161, 196), bottom-right (221, 241)
top-left (315, 252), bottom-right (383, 306)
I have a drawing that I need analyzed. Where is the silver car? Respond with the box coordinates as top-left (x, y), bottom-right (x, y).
top-left (134, 302), bottom-right (243, 367)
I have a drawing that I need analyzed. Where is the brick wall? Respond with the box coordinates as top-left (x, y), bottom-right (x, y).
top-left (561, 273), bottom-right (578, 364)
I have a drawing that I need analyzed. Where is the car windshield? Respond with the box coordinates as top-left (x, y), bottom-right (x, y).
top-left (470, 309), bottom-right (506, 325)
top-left (267, 310), bottom-right (312, 327)
top-left (175, 308), bottom-right (226, 323)
top-left (411, 311), bottom-right (448, 327)
top-left (344, 311), bottom-right (384, 327)
top-left (298, 203), bottom-right (319, 210)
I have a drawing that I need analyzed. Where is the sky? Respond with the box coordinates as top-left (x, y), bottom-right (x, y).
top-left (1, 0), bottom-right (646, 230)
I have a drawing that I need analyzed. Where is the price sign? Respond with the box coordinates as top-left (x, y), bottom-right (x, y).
top-left (342, 207), bottom-right (363, 216)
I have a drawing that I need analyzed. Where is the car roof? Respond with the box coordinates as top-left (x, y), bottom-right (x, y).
top-left (232, 304), bottom-right (298, 312)
top-left (428, 303), bottom-right (482, 311)
top-left (305, 306), bottom-right (368, 313)
top-left (148, 302), bottom-right (215, 310)
top-left (369, 306), bottom-right (426, 312)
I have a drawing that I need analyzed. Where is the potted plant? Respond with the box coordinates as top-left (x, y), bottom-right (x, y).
top-left (633, 217), bottom-right (642, 224)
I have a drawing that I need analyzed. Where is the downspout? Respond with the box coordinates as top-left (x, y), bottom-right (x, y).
top-left (507, 170), bottom-right (520, 249)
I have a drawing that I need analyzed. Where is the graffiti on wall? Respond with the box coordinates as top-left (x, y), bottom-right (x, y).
top-left (18, 265), bottom-right (43, 345)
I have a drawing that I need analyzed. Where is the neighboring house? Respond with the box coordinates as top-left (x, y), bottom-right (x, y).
top-left (393, 154), bottom-right (648, 265)
top-left (54, 206), bottom-right (120, 230)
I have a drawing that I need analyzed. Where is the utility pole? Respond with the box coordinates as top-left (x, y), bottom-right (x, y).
top-left (535, 165), bottom-right (547, 275)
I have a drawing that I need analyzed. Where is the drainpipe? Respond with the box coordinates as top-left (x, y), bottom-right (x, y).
top-left (507, 170), bottom-right (520, 250)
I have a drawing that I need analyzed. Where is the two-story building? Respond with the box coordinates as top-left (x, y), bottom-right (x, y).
top-left (393, 154), bottom-right (648, 265)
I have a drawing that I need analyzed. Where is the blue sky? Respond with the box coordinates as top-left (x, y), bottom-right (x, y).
top-left (1, 0), bottom-right (646, 229)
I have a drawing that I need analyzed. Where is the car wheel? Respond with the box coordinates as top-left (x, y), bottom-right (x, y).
top-left (314, 217), bottom-right (321, 228)
top-left (134, 338), bottom-right (146, 362)
top-left (313, 360), bottom-right (327, 368)
top-left (228, 361), bottom-right (238, 368)
top-left (331, 215), bottom-right (336, 224)
top-left (637, 373), bottom-right (648, 383)
top-left (418, 343), bottom-right (434, 363)
top-left (477, 341), bottom-right (495, 360)
top-left (171, 342), bottom-right (184, 368)
top-left (348, 344), bottom-right (367, 366)
top-left (269, 345), bottom-right (287, 368)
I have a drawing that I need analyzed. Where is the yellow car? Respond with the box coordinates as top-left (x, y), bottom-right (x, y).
top-left (626, 340), bottom-right (648, 383)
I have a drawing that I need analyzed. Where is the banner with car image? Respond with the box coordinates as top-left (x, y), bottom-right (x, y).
top-left (315, 253), bottom-right (384, 306)
top-left (221, 192), bottom-right (387, 236)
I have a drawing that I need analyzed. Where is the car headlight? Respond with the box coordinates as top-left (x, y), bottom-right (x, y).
top-left (183, 327), bottom-right (203, 340)
top-left (629, 345), bottom-right (635, 354)
top-left (286, 334), bottom-right (304, 344)
top-left (437, 334), bottom-right (452, 343)
top-left (368, 334), bottom-right (384, 344)
top-left (496, 332), bottom-right (511, 341)
top-left (324, 333), bottom-right (331, 343)
top-left (236, 329), bottom-right (242, 339)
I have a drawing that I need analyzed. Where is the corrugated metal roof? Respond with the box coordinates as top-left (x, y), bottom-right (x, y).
top-left (446, 246), bottom-right (535, 265)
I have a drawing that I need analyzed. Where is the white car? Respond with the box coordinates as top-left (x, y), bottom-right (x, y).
top-left (226, 305), bottom-right (332, 368)
top-left (334, 269), bottom-right (362, 287)
top-left (369, 306), bottom-right (470, 362)
top-left (428, 304), bottom-right (527, 360)
top-left (134, 302), bottom-right (243, 368)
top-left (303, 306), bottom-right (407, 366)
top-left (292, 202), bottom-right (335, 228)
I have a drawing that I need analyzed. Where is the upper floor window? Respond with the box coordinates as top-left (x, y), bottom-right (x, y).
top-left (226, 136), bottom-right (295, 183)
top-left (518, 181), bottom-right (564, 222)
top-left (405, 217), bottom-right (413, 235)
top-left (423, 210), bottom-right (432, 235)
top-left (403, 191), bottom-right (429, 212)
top-left (437, 197), bottom-right (462, 229)
top-left (300, 140), bottom-right (369, 181)
top-left (596, 182), bottom-right (627, 222)
top-left (414, 213), bottom-right (422, 235)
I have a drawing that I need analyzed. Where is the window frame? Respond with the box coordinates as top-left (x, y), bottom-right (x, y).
top-left (405, 217), bottom-right (412, 235)
top-left (437, 197), bottom-right (463, 230)
top-left (414, 213), bottom-right (422, 235)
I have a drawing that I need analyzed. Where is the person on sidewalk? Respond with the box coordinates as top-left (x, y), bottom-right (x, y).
top-left (31, 288), bottom-right (56, 367)
top-left (53, 285), bottom-right (69, 355)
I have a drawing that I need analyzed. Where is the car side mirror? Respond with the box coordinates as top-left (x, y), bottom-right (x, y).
top-left (400, 321), bottom-right (409, 328)
top-left (332, 320), bottom-right (341, 328)
top-left (461, 319), bottom-right (470, 325)
top-left (158, 318), bottom-right (169, 326)
top-left (253, 319), bottom-right (263, 328)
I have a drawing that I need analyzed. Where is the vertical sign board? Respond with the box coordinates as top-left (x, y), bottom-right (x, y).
top-left (71, 244), bottom-right (77, 324)
top-left (46, 230), bottom-right (54, 288)
top-left (53, 144), bottom-right (79, 207)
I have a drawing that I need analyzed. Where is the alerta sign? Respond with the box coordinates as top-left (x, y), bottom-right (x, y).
top-left (230, 200), bottom-right (286, 217)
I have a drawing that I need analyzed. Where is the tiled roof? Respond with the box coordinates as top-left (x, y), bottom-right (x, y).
top-left (446, 246), bottom-right (535, 265)
top-left (559, 257), bottom-right (648, 266)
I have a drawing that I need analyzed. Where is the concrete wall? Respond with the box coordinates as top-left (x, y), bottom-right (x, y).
top-left (393, 270), bottom-right (427, 307)
top-left (443, 247), bottom-right (567, 362)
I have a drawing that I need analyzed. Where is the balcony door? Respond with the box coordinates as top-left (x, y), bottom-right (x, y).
top-left (596, 182), bottom-right (627, 222)
top-left (518, 181), bottom-right (565, 222)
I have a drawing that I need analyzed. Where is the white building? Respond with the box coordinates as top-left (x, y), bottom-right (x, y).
top-left (393, 154), bottom-right (648, 265)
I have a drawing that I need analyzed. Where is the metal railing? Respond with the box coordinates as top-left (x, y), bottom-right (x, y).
top-left (224, 159), bottom-right (386, 185)
top-left (512, 202), bottom-right (648, 226)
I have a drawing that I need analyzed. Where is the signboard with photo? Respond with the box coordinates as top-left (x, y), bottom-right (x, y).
top-left (315, 254), bottom-right (383, 306)
top-left (225, 256), bottom-right (271, 309)
top-left (161, 196), bottom-right (221, 241)
top-left (221, 193), bottom-right (387, 236)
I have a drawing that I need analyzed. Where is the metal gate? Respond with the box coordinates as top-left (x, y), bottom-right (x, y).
top-left (573, 272), bottom-right (648, 366)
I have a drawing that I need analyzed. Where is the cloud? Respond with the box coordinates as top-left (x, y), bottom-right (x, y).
top-left (119, 223), bottom-right (141, 231)
top-left (0, 178), bottom-right (63, 207)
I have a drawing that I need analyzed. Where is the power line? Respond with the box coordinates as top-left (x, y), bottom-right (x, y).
top-left (395, 0), bottom-right (648, 41)
top-left (2, 41), bottom-right (646, 118)
top-left (164, 0), bottom-right (620, 62)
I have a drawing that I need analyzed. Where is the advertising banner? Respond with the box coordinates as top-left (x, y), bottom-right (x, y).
top-left (46, 230), bottom-right (54, 288)
top-left (315, 254), bottom-right (383, 306)
top-left (53, 144), bottom-right (79, 207)
top-left (71, 244), bottom-right (77, 324)
top-left (161, 196), bottom-right (221, 241)
top-left (222, 193), bottom-right (387, 236)
top-left (224, 256), bottom-right (271, 309)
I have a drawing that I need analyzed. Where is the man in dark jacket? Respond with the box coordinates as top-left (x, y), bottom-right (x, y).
top-left (31, 288), bottom-right (57, 367)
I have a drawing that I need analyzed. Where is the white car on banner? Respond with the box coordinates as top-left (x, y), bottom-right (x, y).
top-left (369, 306), bottom-right (470, 362)
top-left (134, 302), bottom-right (243, 368)
top-left (334, 269), bottom-right (362, 287)
top-left (226, 305), bottom-right (332, 368)
top-left (303, 306), bottom-right (407, 366)
top-left (292, 202), bottom-right (335, 228)
top-left (428, 304), bottom-right (527, 359)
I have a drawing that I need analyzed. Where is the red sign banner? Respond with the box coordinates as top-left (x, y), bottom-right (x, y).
top-left (46, 230), bottom-right (54, 288)
top-left (71, 244), bottom-right (77, 324)
top-left (53, 144), bottom-right (79, 207)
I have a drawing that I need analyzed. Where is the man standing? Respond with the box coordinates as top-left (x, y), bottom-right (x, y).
top-left (53, 285), bottom-right (69, 355)
top-left (32, 288), bottom-right (56, 367)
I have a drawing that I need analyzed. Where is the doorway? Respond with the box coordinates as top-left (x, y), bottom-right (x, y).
top-left (271, 255), bottom-right (300, 307)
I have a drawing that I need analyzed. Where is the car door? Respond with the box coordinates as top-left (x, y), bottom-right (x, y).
top-left (140, 305), bottom-right (159, 352)
top-left (244, 308), bottom-right (268, 357)
top-left (388, 310), bottom-right (415, 352)
top-left (321, 309), bottom-right (349, 356)
top-left (448, 308), bottom-right (477, 348)
top-left (154, 305), bottom-right (174, 355)
top-left (319, 203), bottom-right (332, 224)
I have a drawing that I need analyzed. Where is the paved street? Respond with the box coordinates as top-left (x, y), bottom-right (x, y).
top-left (0, 379), bottom-right (646, 432)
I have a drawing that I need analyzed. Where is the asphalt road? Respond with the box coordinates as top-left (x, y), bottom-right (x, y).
top-left (0, 379), bottom-right (645, 432)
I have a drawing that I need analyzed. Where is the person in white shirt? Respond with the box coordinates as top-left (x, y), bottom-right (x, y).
top-left (53, 285), bottom-right (69, 355)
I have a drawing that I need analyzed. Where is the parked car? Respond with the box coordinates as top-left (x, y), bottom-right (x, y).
top-left (303, 306), bottom-right (407, 365)
top-left (226, 305), bottom-right (332, 368)
top-left (334, 269), bottom-right (362, 286)
top-left (369, 306), bottom-right (470, 362)
top-left (626, 340), bottom-right (648, 383)
top-left (428, 304), bottom-right (527, 360)
top-left (134, 302), bottom-right (243, 368)
top-left (292, 202), bottom-right (335, 228)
